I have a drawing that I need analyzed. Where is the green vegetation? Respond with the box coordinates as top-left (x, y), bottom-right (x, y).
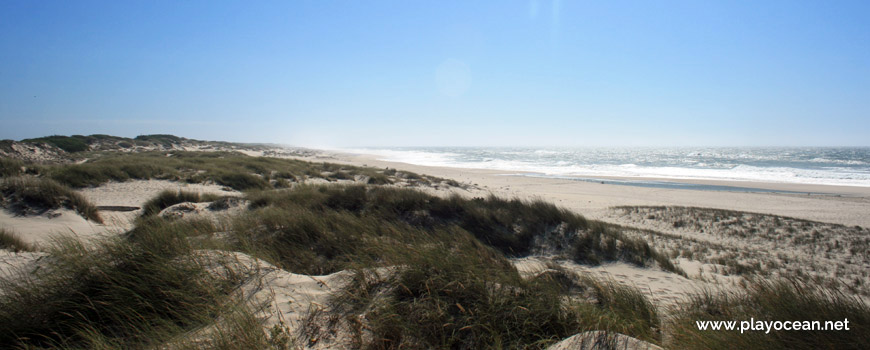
top-left (0, 158), bottom-right (26, 177)
top-left (30, 151), bottom-right (408, 190)
top-left (0, 220), bottom-right (240, 349)
top-left (19, 134), bottom-right (189, 154)
top-left (22, 135), bottom-right (90, 153)
top-left (5, 142), bottom-right (860, 349)
top-left (669, 278), bottom-right (870, 350)
top-left (0, 176), bottom-right (102, 223)
top-left (336, 243), bottom-right (578, 349)
top-left (572, 275), bottom-right (660, 343)
top-left (133, 134), bottom-right (184, 147)
top-left (0, 228), bottom-right (33, 252)
top-left (234, 185), bottom-right (680, 275)
top-left (331, 242), bottom-right (663, 349)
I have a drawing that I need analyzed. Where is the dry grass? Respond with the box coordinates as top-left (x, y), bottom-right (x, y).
top-left (141, 190), bottom-right (223, 217)
top-left (668, 278), bottom-right (870, 350)
top-left (610, 206), bottom-right (870, 295)
top-left (0, 228), bottom-right (33, 252)
top-left (0, 176), bottom-right (102, 223)
top-left (0, 218), bottom-right (243, 348)
top-left (233, 185), bottom-right (681, 275)
top-left (33, 151), bottom-right (454, 190)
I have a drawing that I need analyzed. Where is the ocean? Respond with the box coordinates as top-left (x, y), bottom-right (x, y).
top-left (345, 147), bottom-right (870, 189)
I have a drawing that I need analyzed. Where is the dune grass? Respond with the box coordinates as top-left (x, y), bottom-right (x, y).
top-left (0, 158), bottom-right (27, 177)
top-left (0, 176), bottom-right (102, 223)
top-left (336, 241), bottom-right (578, 349)
top-left (0, 228), bottom-right (33, 252)
top-left (239, 184), bottom-right (680, 275)
top-left (0, 218), bottom-right (241, 349)
top-left (34, 151), bottom-right (413, 190)
top-left (329, 237), bottom-right (664, 349)
top-left (572, 275), bottom-right (660, 343)
top-left (668, 278), bottom-right (870, 350)
top-left (219, 184), bottom-right (676, 348)
top-left (141, 190), bottom-right (223, 217)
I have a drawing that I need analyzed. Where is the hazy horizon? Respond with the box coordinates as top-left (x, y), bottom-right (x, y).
top-left (2, 1), bottom-right (869, 148)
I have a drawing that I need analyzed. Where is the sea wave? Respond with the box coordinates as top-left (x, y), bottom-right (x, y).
top-left (343, 147), bottom-right (870, 187)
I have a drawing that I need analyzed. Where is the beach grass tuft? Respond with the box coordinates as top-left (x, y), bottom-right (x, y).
top-left (668, 278), bottom-right (870, 350)
top-left (0, 218), bottom-right (240, 349)
top-left (0, 228), bottom-right (34, 252)
top-left (237, 184), bottom-right (680, 275)
top-left (0, 176), bottom-right (102, 223)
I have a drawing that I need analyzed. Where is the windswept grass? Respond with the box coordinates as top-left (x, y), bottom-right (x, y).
top-left (0, 219), bottom-right (237, 349)
top-left (141, 190), bottom-right (222, 217)
top-left (668, 278), bottom-right (870, 350)
top-left (336, 241), bottom-right (578, 349)
top-left (574, 222), bottom-right (681, 274)
top-left (0, 228), bottom-right (33, 252)
top-left (241, 185), bottom-right (680, 274)
top-left (331, 239), bottom-right (664, 349)
top-left (0, 158), bottom-right (27, 177)
top-left (173, 305), bottom-right (295, 350)
top-left (572, 275), bottom-right (660, 343)
top-left (36, 151), bottom-right (412, 190)
top-left (0, 176), bottom-right (102, 223)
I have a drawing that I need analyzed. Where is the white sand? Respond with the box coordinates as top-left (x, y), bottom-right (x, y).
top-left (199, 251), bottom-right (361, 349)
top-left (0, 209), bottom-right (117, 247)
top-left (321, 152), bottom-right (870, 228)
top-left (313, 150), bottom-right (870, 306)
top-left (3, 150), bottom-right (867, 344)
top-left (512, 257), bottom-right (733, 309)
top-left (0, 180), bottom-right (241, 246)
top-left (78, 179), bottom-right (240, 208)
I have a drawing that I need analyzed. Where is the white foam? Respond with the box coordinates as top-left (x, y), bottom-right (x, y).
top-left (341, 148), bottom-right (870, 187)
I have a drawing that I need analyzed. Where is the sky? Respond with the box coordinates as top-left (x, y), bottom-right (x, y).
top-left (1, 1), bottom-right (869, 147)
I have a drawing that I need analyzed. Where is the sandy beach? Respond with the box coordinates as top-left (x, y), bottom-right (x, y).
top-left (5, 1), bottom-right (869, 346)
top-left (2, 145), bottom-right (868, 348)
top-left (314, 151), bottom-right (870, 228)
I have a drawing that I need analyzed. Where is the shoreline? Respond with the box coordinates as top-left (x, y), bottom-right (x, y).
top-left (305, 151), bottom-right (870, 228)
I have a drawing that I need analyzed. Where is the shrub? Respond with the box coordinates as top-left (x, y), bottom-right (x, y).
top-left (22, 135), bottom-right (90, 153)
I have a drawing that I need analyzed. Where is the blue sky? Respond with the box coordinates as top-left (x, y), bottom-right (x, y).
top-left (1, 1), bottom-right (868, 147)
